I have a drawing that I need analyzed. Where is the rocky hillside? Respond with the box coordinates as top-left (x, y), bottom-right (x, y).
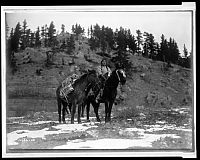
top-left (6, 36), bottom-right (193, 117)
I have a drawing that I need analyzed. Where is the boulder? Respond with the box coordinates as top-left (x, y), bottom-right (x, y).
top-left (146, 91), bottom-right (172, 108)
top-left (136, 105), bottom-right (144, 110)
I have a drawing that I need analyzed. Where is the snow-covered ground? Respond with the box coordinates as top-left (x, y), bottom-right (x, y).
top-left (7, 118), bottom-right (192, 149)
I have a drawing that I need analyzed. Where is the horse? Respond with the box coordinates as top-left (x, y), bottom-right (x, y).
top-left (56, 69), bottom-right (99, 124)
top-left (82, 68), bottom-right (126, 123)
top-left (81, 73), bottom-right (108, 121)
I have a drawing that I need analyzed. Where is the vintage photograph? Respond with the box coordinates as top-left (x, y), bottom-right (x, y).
top-left (2, 4), bottom-right (196, 157)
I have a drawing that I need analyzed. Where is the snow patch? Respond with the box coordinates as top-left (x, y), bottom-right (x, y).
top-left (7, 121), bottom-right (98, 146)
top-left (54, 134), bottom-right (181, 149)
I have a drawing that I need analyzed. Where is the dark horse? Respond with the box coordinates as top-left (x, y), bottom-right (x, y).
top-left (56, 70), bottom-right (98, 124)
top-left (82, 68), bottom-right (126, 123)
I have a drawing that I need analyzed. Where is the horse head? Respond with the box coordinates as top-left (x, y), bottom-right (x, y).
top-left (116, 69), bottom-right (126, 85)
top-left (86, 69), bottom-right (99, 85)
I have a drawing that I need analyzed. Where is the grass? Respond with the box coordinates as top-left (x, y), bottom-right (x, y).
top-left (114, 105), bottom-right (139, 120)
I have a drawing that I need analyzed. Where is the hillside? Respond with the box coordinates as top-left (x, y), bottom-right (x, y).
top-left (5, 37), bottom-right (194, 150)
top-left (6, 36), bottom-right (193, 117)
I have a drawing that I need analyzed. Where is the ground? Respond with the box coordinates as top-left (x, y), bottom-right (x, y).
top-left (6, 105), bottom-right (192, 150)
top-left (5, 40), bottom-right (194, 151)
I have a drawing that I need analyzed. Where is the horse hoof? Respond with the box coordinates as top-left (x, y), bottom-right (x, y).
top-left (81, 115), bottom-right (84, 118)
top-left (63, 121), bottom-right (66, 124)
top-left (87, 119), bottom-right (90, 122)
top-left (97, 118), bottom-right (101, 122)
top-left (59, 121), bottom-right (61, 124)
top-left (78, 121), bottom-right (82, 124)
top-left (71, 121), bottom-right (74, 124)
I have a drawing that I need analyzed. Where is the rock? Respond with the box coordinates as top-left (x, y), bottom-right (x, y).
top-left (140, 73), bottom-right (146, 77)
top-left (140, 73), bottom-right (151, 83)
top-left (136, 105), bottom-right (144, 110)
top-left (146, 91), bottom-right (172, 108)
top-left (139, 113), bottom-right (146, 119)
top-left (182, 95), bottom-right (192, 105)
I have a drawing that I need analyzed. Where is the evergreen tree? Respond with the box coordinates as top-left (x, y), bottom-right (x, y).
top-left (12, 22), bottom-right (22, 52)
top-left (60, 40), bottom-right (67, 50)
top-left (87, 27), bottom-right (90, 38)
top-left (25, 29), bottom-right (31, 47)
top-left (20, 19), bottom-right (28, 50)
top-left (72, 23), bottom-right (85, 39)
top-left (115, 27), bottom-right (126, 51)
top-left (111, 50), bottom-right (132, 76)
top-left (183, 44), bottom-right (188, 58)
top-left (44, 24), bottom-right (48, 47)
top-left (67, 34), bottom-right (75, 54)
top-left (143, 42), bottom-right (148, 57)
top-left (48, 21), bottom-right (57, 47)
top-left (61, 24), bottom-right (65, 33)
top-left (35, 26), bottom-right (41, 47)
top-left (104, 26), bottom-right (115, 53)
top-left (100, 25), bottom-right (107, 53)
top-left (29, 32), bottom-right (35, 47)
top-left (126, 29), bottom-right (136, 54)
top-left (167, 38), bottom-right (180, 64)
top-left (148, 33), bottom-right (157, 59)
top-left (136, 30), bottom-right (143, 55)
top-left (157, 34), bottom-right (168, 62)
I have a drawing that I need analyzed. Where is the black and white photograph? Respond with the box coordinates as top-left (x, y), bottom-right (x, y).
top-left (1, 3), bottom-right (196, 157)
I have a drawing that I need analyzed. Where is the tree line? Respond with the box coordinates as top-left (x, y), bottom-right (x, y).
top-left (7, 20), bottom-right (192, 73)
top-left (87, 24), bottom-right (191, 69)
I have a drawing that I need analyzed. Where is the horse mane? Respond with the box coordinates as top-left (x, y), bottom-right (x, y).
top-left (73, 73), bottom-right (88, 86)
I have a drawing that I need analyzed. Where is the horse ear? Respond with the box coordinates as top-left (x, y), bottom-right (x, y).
top-left (88, 69), bottom-right (92, 73)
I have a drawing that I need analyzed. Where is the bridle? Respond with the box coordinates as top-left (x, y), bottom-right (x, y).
top-left (116, 69), bottom-right (126, 83)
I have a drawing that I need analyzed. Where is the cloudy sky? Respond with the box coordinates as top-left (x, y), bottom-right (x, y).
top-left (5, 7), bottom-right (193, 54)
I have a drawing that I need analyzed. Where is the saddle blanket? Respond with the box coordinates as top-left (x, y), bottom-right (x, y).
top-left (60, 74), bottom-right (79, 98)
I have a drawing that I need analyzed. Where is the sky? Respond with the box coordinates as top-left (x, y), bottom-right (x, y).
top-left (5, 9), bottom-right (192, 55)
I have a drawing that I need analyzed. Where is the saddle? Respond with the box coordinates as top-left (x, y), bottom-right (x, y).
top-left (60, 74), bottom-right (79, 99)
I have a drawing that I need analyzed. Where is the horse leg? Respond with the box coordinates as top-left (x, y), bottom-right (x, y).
top-left (77, 104), bottom-right (82, 124)
top-left (81, 102), bottom-right (85, 118)
top-left (63, 101), bottom-right (69, 115)
top-left (68, 103), bottom-right (72, 114)
top-left (105, 102), bottom-right (109, 123)
top-left (57, 98), bottom-right (62, 123)
top-left (86, 100), bottom-right (90, 122)
top-left (92, 100), bottom-right (101, 122)
top-left (108, 100), bottom-right (114, 122)
top-left (71, 102), bottom-right (76, 124)
top-left (61, 101), bottom-right (67, 123)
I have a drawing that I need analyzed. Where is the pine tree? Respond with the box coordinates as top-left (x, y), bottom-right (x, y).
top-left (35, 27), bottom-right (41, 47)
top-left (20, 19), bottom-right (28, 50)
top-left (136, 30), bottom-right (143, 55)
top-left (183, 44), bottom-right (188, 58)
top-left (29, 32), bottom-right (35, 47)
top-left (12, 22), bottom-right (22, 52)
top-left (100, 25), bottom-right (107, 53)
top-left (115, 27), bottom-right (126, 51)
top-left (25, 29), bottom-right (31, 47)
top-left (148, 33), bottom-right (157, 59)
top-left (44, 24), bottom-right (48, 47)
top-left (61, 24), bottom-right (65, 33)
top-left (167, 38), bottom-right (180, 64)
top-left (67, 34), bottom-right (75, 54)
top-left (48, 21), bottom-right (57, 47)
top-left (111, 50), bottom-right (132, 76)
top-left (157, 34), bottom-right (168, 62)
top-left (72, 23), bottom-right (85, 40)
top-left (126, 29), bottom-right (136, 54)
top-left (143, 32), bottom-right (150, 57)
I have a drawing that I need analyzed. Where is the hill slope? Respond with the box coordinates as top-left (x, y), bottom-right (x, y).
top-left (6, 36), bottom-right (193, 117)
